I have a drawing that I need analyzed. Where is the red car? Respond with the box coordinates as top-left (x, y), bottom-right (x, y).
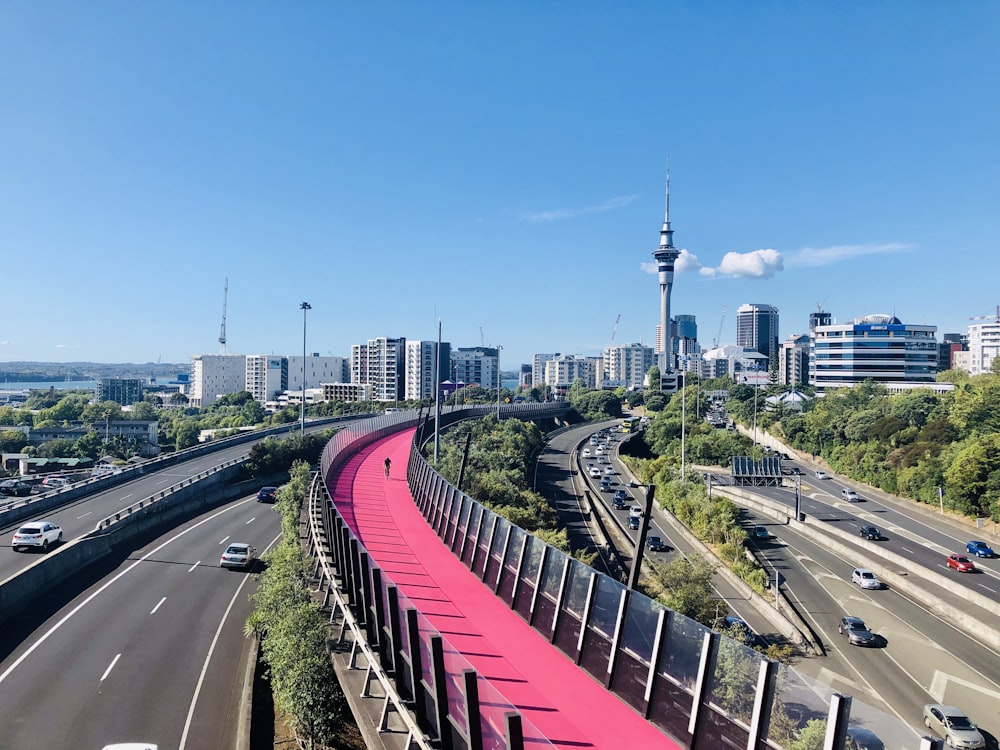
top-left (946, 554), bottom-right (976, 573)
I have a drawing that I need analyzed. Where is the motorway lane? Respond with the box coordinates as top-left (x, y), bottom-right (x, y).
top-left (741, 506), bottom-right (1000, 744)
top-left (0, 494), bottom-right (281, 749)
top-left (0, 434), bottom-right (299, 581)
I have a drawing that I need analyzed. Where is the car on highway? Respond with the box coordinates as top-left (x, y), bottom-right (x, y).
top-left (599, 477), bottom-right (611, 492)
top-left (611, 495), bottom-right (627, 509)
top-left (604, 466), bottom-right (615, 475)
top-left (646, 535), bottom-right (669, 552)
top-left (922, 704), bottom-right (985, 749)
top-left (946, 553), bottom-right (976, 573)
top-left (11, 520), bottom-right (63, 552)
top-left (787, 466), bottom-right (804, 475)
top-left (220, 542), bottom-right (256, 570)
top-left (859, 526), bottom-right (882, 541)
top-left (582, 448), bottom-right (591, 457)
top-left (588, 467), bottom-right (602, 478)
top-left (613, 489), bottom-right (630, 503)
top-left (851, 568), bottom-right (881, 590)
top-left (840, 488), bottom-right (860, 502)
top-left (0, 479), bottom-right (33, 497)
top-left (814, 470), bottom-right (829, 480)
top-left (966, 540), bottom-right (994, 558)
top-left (627, 516), bottom-right (640, 530)
top-left (838, 616), bottom-right (877, 646)
top-left (256, 486), bottom-right (277, 503)
top-left (752, 525), bottom-right (770, 540)
top-left (41, 475), bottom-right (72, 489)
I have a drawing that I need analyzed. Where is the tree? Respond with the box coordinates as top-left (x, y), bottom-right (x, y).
top-left (37, 438), bottom-right (76, 458)
top-left (0, 429), bottom-right (27, 452)
top-left (75, 430), bottom-right (105, 459)
top-left (169, 392), bottom-right (189, 405)
top-left (645, 393), bottom-right (666, 412)
top-left (128, 401), bottom-right (159, 421)
top-left (175, 421), bottom-right (200, 450)
top-left (646, 365), bottom-right (661, 389)
top-left (650, 555), bottom-right (718, 625)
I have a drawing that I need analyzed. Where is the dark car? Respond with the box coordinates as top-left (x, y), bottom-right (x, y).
top-left (788, 467), bottom-right (804, 475)
top-left (256, 486), bottom-right (277, 503)
top-left (0, 479), bottom-right (33, 497)
top-left (646, 535), bottom-right (670, 552)
top-left (966, 540), bottom-right (994, 558)
top-left (838, 616), bottom-right (878, 646)
top-left (612, 489), bottom-right (630, 503)
top-left (859, 526), bottom-right (881, 541)
top-left (627, 516), bottom-right (640, 530)
top-left (611, 495), bottom-right (627, 510)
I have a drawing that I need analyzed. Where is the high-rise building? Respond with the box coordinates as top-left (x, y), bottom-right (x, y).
top-left (451, 347), bottom-right (498, 388)
top-left (96, 378), bottom-right (144, 406)
top-left (603, 343), bottom-right (654, 390)
top-left (938, 333), bottom-right (965, 373)
top-left (736, 304), bottom-right (780, 363)
top-left (245, 355), bottom-right (287, 404)
top-left (188, 354), bottom-right (247, 407)
top-left (778, 335), bottom-right (810, 387)
top-left (809, 310), bottom-right (832, 331)
top-left (532, 353), bottom-right (560, 386)
top-left (652, 173), bottom-right (680, 373)
top-left (964, 321), bottom-right (1000, 376)
top-left (809, 314), bottom-right (938, 392)
top-left (405, 340), bottom-right (449, 401)
top-left (287, 355), bottom-right (349, 393)
top-left (543, 355), bottom-right (600, 392)
top-left (352, 338), bottom-right (406, 402)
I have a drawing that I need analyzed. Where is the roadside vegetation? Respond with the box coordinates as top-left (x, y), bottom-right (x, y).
top-left (727, 361), bottom-right (1000, 522)
top-left (244, 460), bottom-right (349, 748)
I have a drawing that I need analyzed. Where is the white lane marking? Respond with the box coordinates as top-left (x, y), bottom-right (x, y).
top-left (900, 546), bottom-right (914, 554)
top-left (245, 517), bottom-right (255, 525)
top-left (120, 494), bottom-right (133, 501)
top-left (100, 654), bottom-right (121, 682)
top-left (188, 561), bottom-right (201, 573)
top-left (77, 512), bottom-right (92, 519)
top-left (979, 583), bottom-right (997, 593)
top-left (219, 536), bottom-right (230, 545)
top-left (150, 597), bottom-right (166, 615)
top-left (178, 531), bottom-right (282, 750)
top-left (0, 501), bottom-right (248, 686)
top-left (157, 478), bottom-right (171, 485)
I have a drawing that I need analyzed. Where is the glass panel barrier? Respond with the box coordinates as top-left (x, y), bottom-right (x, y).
top-left (513, 535), bottom-right (544, 620)
top-left (847, 692), bottom-right (924, 750)
top-left (578, 575), bottom-right (622, 680)
top-left (768, 661), bottom-right (838, 749)
top-left (611, 595), bottom-right (665, 706)
top-left (497, 526), bottom-right (525, 606)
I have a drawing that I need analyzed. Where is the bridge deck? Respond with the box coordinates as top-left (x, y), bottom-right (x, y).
top-left (331, 428), bottom-right (678, 750)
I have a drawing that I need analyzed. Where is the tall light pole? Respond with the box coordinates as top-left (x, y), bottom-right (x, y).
top-left (496, 345), bottom-right (503, 420)
top-left (681, 373), bottom-right (686, 480)
top-left (299, 301), bottom-right (311, 436)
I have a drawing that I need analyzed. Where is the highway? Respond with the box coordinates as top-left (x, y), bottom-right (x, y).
top-left (0, 494), bottom-right (280, 749)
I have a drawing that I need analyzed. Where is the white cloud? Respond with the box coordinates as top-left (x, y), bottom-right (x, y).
top-left (708, 248), bottom-right (784, 279)
top-left (786, 242), bottom-right (912, 268)
top-left (640, 248), bottom-right (700, 275)
top-left (519, 194), bottom-right (637, 223)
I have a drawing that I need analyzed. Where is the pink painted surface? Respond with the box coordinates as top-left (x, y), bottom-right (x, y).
top-left (331, 428), bottom-right (680, 750)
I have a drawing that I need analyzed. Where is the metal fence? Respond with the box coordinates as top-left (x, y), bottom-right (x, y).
top-left (314, 408), bottom-right (940, 750)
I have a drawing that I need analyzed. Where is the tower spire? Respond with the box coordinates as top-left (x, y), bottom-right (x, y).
top-left (660, 166), bottom-right (674, 251)
top-left (653, 168), bottom-right (680, 372)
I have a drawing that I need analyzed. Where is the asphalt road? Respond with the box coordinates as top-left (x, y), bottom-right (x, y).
top-left (0, 494), bottom-right (281, 749)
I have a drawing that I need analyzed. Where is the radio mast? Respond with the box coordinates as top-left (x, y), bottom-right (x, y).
top-left (219, 278), bottom-right (228, 354)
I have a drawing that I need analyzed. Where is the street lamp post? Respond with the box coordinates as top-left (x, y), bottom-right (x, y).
top-left (496, 345), bottom-right (503, 420)
top-left (627, 482), bottom-right (656, 590)
top-left (299, 301), bottom-right (311, 436)
top-left (681, 371), bottom-right (686, 481)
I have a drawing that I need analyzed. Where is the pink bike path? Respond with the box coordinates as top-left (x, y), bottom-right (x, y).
top-left (330, 428), bottom-right (678, 750)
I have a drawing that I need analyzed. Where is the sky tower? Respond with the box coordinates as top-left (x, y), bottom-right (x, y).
top-left (653, 171), bottom-right (680, 373)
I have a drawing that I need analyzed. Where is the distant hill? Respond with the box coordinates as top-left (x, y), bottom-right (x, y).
top-left (0, 361), bottom-right (189, 382)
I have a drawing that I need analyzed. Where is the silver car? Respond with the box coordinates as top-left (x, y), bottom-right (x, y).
top-left (922, 704), bottom-right (985, 749)
top-left (838, 616), bottom-right (877, 646)
top-left (851, 568), bottom-right (881, 590)
top-left (220, 542), bottom-right (256, 570)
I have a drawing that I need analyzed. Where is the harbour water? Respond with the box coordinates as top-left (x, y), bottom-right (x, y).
top-left (0, 380), bottom-right (97, 391)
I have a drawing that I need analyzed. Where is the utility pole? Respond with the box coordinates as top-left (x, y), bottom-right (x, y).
top-left (299, 301), bottom-right (311, 436)
top-left (627, 483), bottom-right (656, 590)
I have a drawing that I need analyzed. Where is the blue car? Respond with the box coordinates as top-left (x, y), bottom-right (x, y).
top-left (966, 540), bottom-right (994, 558)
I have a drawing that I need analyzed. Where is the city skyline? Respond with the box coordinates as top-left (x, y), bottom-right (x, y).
top-left (2, 3), bottom-right (997, 367)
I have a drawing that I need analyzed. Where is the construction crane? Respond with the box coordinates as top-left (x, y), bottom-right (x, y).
top-left (816, 296), bottom-right (829, 312)
top-left (712, 306), bottom-right (727, 348)
top-left (218, 277), bottom-right (228, 354)
top-left (610, 313), bottom-right (621, 344)
top-left (969, 305), bottom-right (1000, 323)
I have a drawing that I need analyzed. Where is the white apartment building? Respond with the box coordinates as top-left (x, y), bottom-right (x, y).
top-left (405, 340), bottom-right (444, 401)
top-left (532, 353), bottom-right (560, 387)
top-left (452, 347), bottom-right (498, 388)
top-left (543, 355), bottom-right (600, 390)
top-left (188, 354), bottom-right (247, 407)
top-left (287, 355), bottom-right (349, 393)
top-left (603, 343), bottom-right (654, 390)
top-left (778, 335), bottom-right (810, 387)
top-left (352, 338), bottom-right (406, 402)
top-left (964, 321), bottom-right (1000, 376)
top-left (246, 355), bottom-right (287, 404)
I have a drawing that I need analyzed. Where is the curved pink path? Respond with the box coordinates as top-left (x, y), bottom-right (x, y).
top-left (331, 428), bottom-right (679, 750)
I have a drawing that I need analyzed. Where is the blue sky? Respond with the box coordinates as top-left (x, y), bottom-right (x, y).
top-left (2, 2), bottom-right (997, 370)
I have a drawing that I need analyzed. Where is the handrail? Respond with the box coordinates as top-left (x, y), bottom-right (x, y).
top-left (306, 472), bottom-right (434, 750)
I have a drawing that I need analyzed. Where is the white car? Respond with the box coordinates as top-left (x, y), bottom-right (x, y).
top-left (220, 542), bottom-right (256, 569)
top-left (589, 467), bottom-right (602, 478)
top-left (42, 476), bottom-right (72, 489)
top-left (851, 568), bottom-right (881, 590)
top-left (815, 470), bottom-right (829, 480)
top-left (604, 466), bottom-right (615, 475)
top-left (12, 520), bottom-right (63, 552)
top-left (582, 448), bottom-right (591, 457)
top-left (841, 488), bottom-right (860, 502)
